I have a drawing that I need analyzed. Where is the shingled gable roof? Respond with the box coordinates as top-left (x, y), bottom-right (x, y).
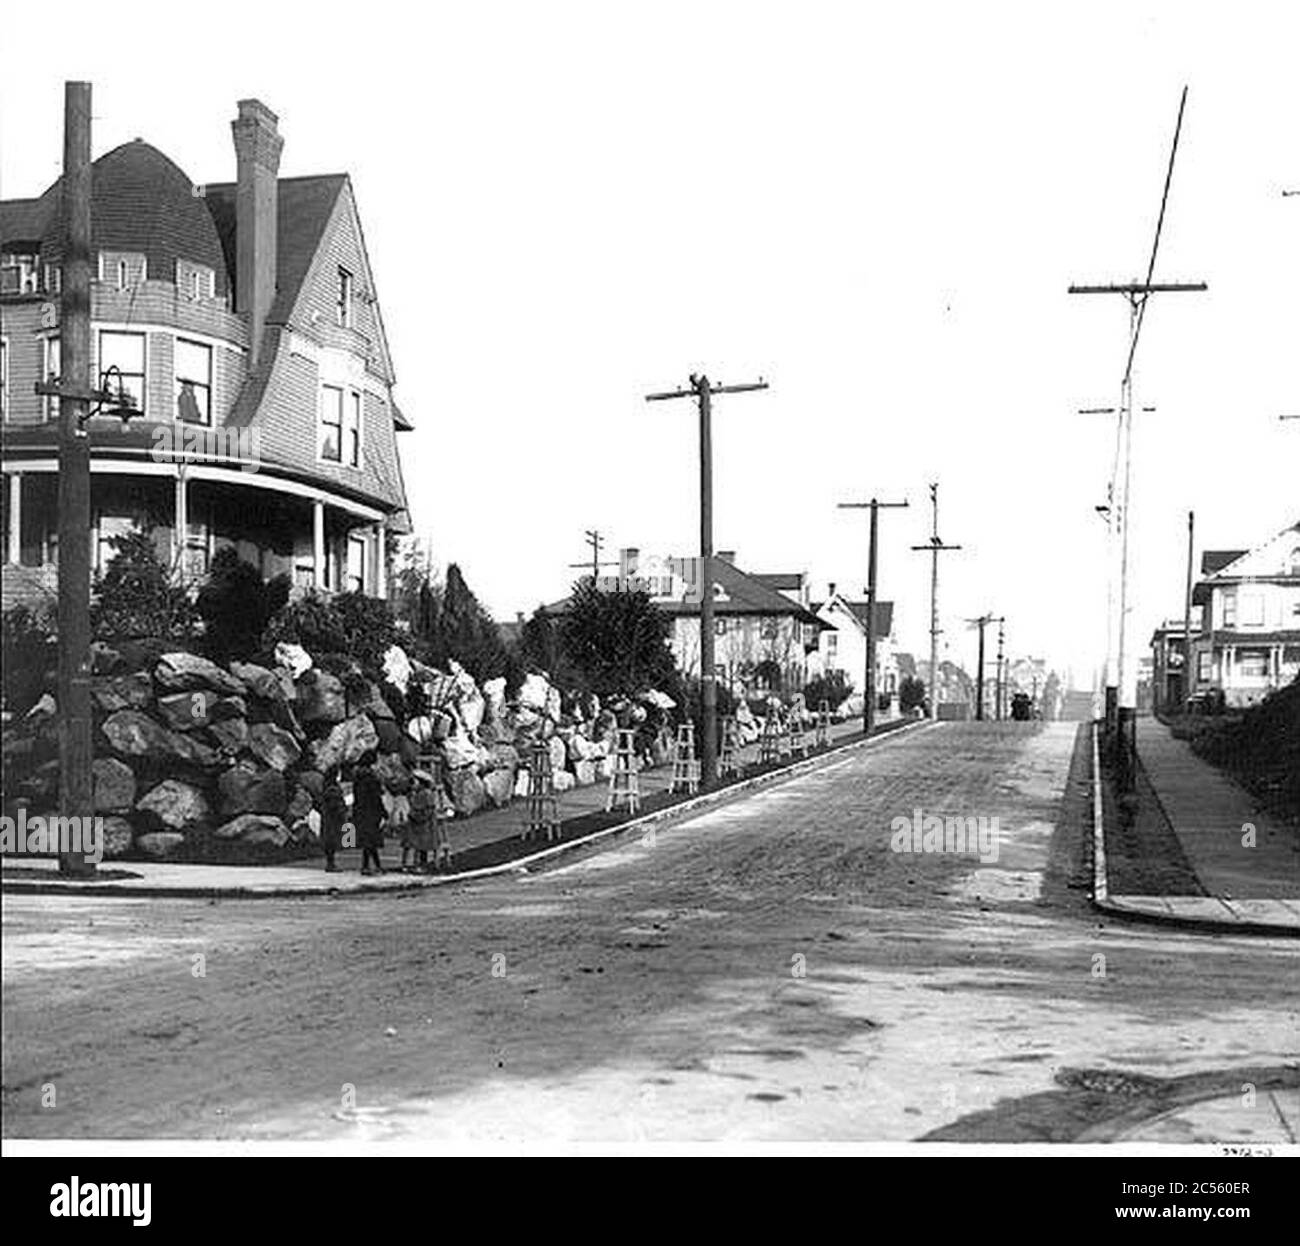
top-left (202, 173), bottom-right (347, 325)
top-left (542, 556), bottom-right (827, 626)
top-left (1201, 549), bottom-right (1248, 576)
top-left (810, 597), bottom-right (894, 636)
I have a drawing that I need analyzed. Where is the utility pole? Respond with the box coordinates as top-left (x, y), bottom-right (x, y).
top-left (910, 481), bottom-right (962, 720)
top-left (965, 614), bottom-right (1002, 721)
top-left (837, 497), bottom-right (908, 735)
top-left (995, 617), bottom-right (1007, 721)
top-left (55, 83), bottom-right (94, 877)
top-left (568, 528), bottom-right (617, 584)
top-left (1183, 509), bottom-right (1195, 710)
top-left (646, 373), bottom-right (768, 783)
top-left (1069, 85), bottom-right (1205, 789)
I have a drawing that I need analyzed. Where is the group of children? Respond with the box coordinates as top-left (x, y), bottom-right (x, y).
top-left (307, 755), bottom-right (452, 875)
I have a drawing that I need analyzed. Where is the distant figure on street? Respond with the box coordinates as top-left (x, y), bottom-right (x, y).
top-left (407, 770), bottom-right (437, 872)
top-left (352, 760), bottom-right (386, 875)
top-left (320, 774), bottom-right (348, 873)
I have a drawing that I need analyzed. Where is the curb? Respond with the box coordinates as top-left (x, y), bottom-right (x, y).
top-left (1089, 719), bottom-right (1299, 938)
top-left (2, 717), bottom-right (933, 901)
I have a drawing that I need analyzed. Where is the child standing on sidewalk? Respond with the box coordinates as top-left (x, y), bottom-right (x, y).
top-left (320, 774), bottom-right (348, 873)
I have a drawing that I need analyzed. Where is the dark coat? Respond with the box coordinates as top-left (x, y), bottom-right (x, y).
top-left (320, 783), bottom-right (349, 852)
top-left (351, 768), bottom-right (386, 848)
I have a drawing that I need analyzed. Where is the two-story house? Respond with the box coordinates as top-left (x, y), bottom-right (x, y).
top-left (1185, 521), bottom-right (1300, 707)
top-left (806, 585), bottom-right (899, 710)
top-left (540, 548), bottom-right (827, 697)
top-left (0, 99), bottom-right (411, 611)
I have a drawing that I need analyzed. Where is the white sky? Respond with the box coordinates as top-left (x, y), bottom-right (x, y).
top-left (3, 1), bottom-right (1297, 687)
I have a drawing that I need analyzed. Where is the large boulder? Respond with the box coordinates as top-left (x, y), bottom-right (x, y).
top-left (518, 673), bottom-right (551, 713)
top-left (135, 830), bottom-right (186, 858)
top-left (155, 690), bottom-right (244, 732)
top-left (448, 661), bottom-right (486, 734)
top-left (214, 812), bottom-right (289, 843)
top-left (311, 714), bottom-right (379, 773)
top-left (136, 779), bottom-right (210, 830)
top-left (99, 816), bottom-right (135, 859)
top-left (447, 768), bottom-right (486, 817)
top-left (90, 642), bottom-right (125, 675)
top-left (295, 769), bottom-right (325, 799)
top-left (91, 671), bottom-right (153, 714)
top-left (92, 757), bottom-right (136, 813)
top-left (441, 730), bottom-right (480, 770)
top-left (356, 681), bottom-right (395, 721)
top-left (273, 642), bottom-right (312, 679)
top-left (374, 718), bottom-right (404, 752)
top-left (573, 759), bottom-right (597, 788)
top-left (285, 785), bottom-right (314, 823)
top-left (552, 769), bottom-right (575, 793)
top-left (101, 710), bottom-right (220, 768)
top-left (154, 652), bottom-right (246, 697)
top-left (547, 737), bottom-right (567, 772)
top-left (489, 742), bottom-right (520, 772)
top-left (208, 716), bottom-right (250, 753)
top-left (296, 670), bottom-right (346, 725)
top-left (217, 763), bottom-right (287, 817)
top-left (382, 645), bottom-right (413, 695)
top-left (229, 661), bottom-right (286, 702)
top-left (246, 722), bottom-right (302, 772)
top-left (482, 768), bottom-right (514, 809)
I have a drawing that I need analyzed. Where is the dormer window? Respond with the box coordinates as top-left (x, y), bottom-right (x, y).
top-left (98, 251), bottom-right (147, 288)
top-left (176, 259), bottom-right (215, 301)
top-left (337, 268), bottom-right (353, 328)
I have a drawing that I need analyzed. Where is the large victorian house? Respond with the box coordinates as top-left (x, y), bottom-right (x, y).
top-left (0, 99), bottom-right (411, 611)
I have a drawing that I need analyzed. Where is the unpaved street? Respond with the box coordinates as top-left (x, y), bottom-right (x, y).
top-left (4, 723), bottom-right (1296, 1142)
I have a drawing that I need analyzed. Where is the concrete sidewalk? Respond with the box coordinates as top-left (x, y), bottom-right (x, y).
top-left (1094, 718), bottom-right (1300, 934)
top-left (2, 717), bottom-right (908, 898)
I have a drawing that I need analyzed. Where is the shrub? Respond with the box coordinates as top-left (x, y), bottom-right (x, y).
top-left (196, 548), bottom-right (290, 664)
top-left (89, 528), bottom-right (198, 642)
top-left (899, 675), bottom-right (927, 714)
top-left (261, 589), bottom-right (400, 680)
top-left (1, 605), bottom-right (56, 715)
top-left (803, 670), bottom-right (854, 711)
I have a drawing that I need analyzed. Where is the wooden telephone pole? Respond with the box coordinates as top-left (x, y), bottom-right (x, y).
top-left (910, 482), bottom-right (962, 720)
top-left (568, 528), bottom-right (617, 583)
top-left (645, 373), bottom-right (768, 783)
top-left (838, 497), bottom-right (908, 735)
top-left (966, 613), bottom-right (1003, 721)
top-left (55, 82), bottom-right (95, 876)
top-left (1069, 85), bottom-right (1205, 788)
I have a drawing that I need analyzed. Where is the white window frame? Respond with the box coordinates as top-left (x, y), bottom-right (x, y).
top-left (346, 532), bottom-right (367, 594)
top-left (319, 384), bottom-right (344, 463)
top-left (174, 337), bottom-right (213, 425)
top-left (175, 260), bottom-right (215, 301)
top-left (0, 337), bottom-right (7, 422)
top-left (347, 390), bottom-right (362, 467)
top-left (42, 336), bottom-right (61, 422)
top-left (1220, 591), bottom-right (1237, 629)
top-left (97, 329), bottom-right (147, 416)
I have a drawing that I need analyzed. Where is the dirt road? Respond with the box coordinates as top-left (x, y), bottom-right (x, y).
top-left (4, 722), bottom-right (1296, 1142)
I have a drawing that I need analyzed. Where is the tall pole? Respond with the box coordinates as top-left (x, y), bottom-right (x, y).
top-left (838, 497), bottom-right (908, 735)
top-left (1183, 509), bottom-right (1195, 710)
top-left (910, 482), bottom-right (961, 720)
top-left (57, 82), bottom-right (95, 876)
top-left (646, 373), bottom-right (768, 783)
top-left (1069, 85), bottom-right (1205, 788)
top-left (975, 617), bottom-right (987, 721)
top-left (568, 528), bottom-right (616, 584)
top-left (995, 618), bottom-right (1006, 721)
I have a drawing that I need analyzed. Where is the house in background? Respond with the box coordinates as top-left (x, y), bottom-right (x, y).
top-left (1, 99), bottom-right (411, 611)
top-left (806, 584), bottom-right (899, 712)
top-left (1182, 520), bottom-right (1300, 708)
top-left (540, 548), bottom-right (826, 697)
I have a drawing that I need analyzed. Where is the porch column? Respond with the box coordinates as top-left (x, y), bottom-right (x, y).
top-left (173, 472), bottom-right (187, 572)
top-left (373, 522), bottom-right (386, 599)
top-left (313, 499), bottom-right (326, 590)
top-left (6, 473), bottom-right (20, 565)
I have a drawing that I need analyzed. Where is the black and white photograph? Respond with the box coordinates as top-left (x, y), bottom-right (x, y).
top-left (1, 0), bottom-right (1296, 1199)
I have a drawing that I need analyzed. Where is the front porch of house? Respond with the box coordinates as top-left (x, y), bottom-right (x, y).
top-left (1, 463), bottom-right (391, 611)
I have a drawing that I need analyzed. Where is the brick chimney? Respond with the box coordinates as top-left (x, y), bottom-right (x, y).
top-left (231, 99), bottom-right (283, 367)
top-left (828, 581), bottom-right (836, 598)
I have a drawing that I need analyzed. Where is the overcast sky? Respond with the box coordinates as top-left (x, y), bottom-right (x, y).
top-left (3, 1), bottom-right (1296, 687)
